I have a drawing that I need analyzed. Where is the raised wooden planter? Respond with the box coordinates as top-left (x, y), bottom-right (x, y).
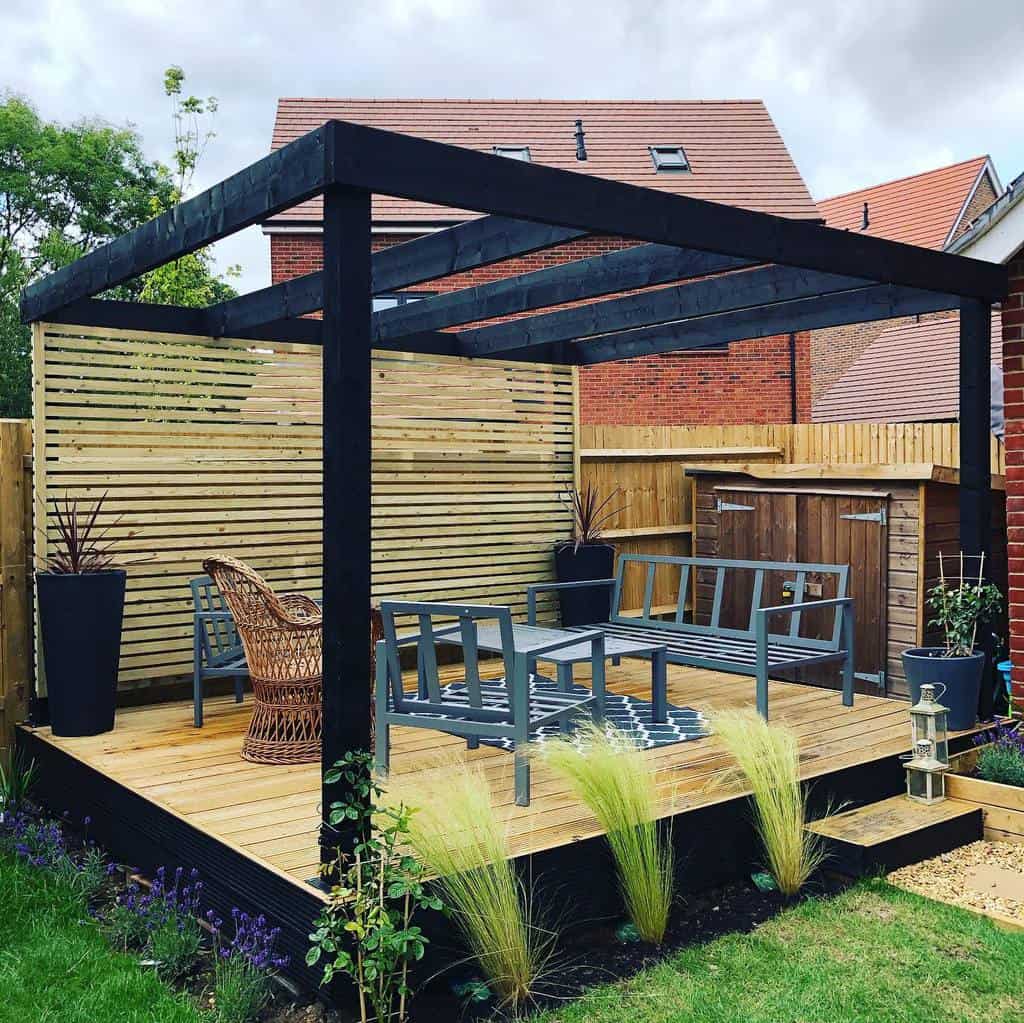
top-left (948, 747), bottom-right (1024, 844)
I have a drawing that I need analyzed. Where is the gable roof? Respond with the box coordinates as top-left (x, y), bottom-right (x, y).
top-left (812, 312), bottom-right (1003, 424)
top-left (947, 168), bottom-right (1024, 263)
top-left (817, 157), bottom-right (996, 250)
top-left (268, 98), bottom-right (819, 227)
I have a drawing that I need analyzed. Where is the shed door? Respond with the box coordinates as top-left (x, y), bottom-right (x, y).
top-left (714, 488), bottom-right (888, 692)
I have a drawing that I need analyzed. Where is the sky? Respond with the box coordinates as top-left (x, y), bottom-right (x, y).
top-left (3, 0), bottom-right (1024, 293)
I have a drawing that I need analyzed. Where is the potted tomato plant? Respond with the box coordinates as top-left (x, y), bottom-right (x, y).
top-left (554, 484), bottom-right (625, 626)
top-left (902, 551), bottom-right (1002, 731)
top-left (36, 493), bottom-right (127, 736)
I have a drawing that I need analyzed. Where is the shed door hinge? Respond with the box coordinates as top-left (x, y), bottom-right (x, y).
top-left (716, 498), bottom-right (755, 513)
top-left (840, 509), bottom-right (886, 525)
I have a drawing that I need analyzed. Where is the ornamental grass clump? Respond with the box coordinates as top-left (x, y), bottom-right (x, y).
top-left (543, 723), bottom-right (673, 943)
top-left (401, 763), bottom-right (552, 1012)
top-left (711, 709), bottom-right (824, 896)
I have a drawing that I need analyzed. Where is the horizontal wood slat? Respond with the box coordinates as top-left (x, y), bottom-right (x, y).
top-left (34, 323), bottom-right (574, 691)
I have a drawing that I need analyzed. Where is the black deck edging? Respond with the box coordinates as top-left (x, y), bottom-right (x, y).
top-left (817, 807), bottom-right (984, 877)
top-left (16, 728), bottom-right (326, 992)
top-left (16, 720), bottom-right (981, 1005)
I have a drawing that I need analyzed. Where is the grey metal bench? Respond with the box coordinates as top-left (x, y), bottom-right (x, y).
top-left (191, 574), bottom-right (249, 727)
top-left (374, 600), bottom-right (606, 805)
top-left (528, 555), bottom-right (855, 719)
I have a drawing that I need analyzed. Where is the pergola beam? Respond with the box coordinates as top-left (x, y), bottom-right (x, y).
top-left (448, 265), bottom-right (875, 358)
top-left (374, 244), bottom-right (756, 339)
top-left (46, 297), bottom-right (324, 346)
top-left (203, 217), bottom-right (585, 338)
top-left (21, 127), bottom-right (331, 324)
top-left (327, 120), bottom-right (1008, 302)
top-left (573, 284), bottom-right (961, 364)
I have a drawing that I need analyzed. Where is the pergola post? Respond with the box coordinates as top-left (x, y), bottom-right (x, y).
top-left (959, 297), bottom-right (994, 718)
top-left (320, 184), bottom-right (373, 862)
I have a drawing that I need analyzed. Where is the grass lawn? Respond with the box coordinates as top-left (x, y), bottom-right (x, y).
top-left (539, 879), bottom-right (1024, 1023)
top-left (0, 852), bottom-right (203, 1023)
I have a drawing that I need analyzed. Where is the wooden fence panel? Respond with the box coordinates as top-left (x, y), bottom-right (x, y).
top-left (579, 422), bottom-right (1005, 615)
top-left (34, 324), bottom-right (574, 690)
top-left (1, 419), bottom-right (31, 753)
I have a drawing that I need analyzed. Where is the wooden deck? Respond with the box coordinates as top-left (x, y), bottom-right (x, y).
top-left (22, 661), bottom-right (929, 895)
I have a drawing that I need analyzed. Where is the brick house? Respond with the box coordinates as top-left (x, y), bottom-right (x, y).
top-left (950, 171), bottom-right (1024, 708)
top-left (265, 98), bottom-right (820, 425)
top-left (811, 157), bottom-right (1001, 417)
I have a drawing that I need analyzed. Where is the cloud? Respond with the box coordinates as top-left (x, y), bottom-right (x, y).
top-left (2, 0), bottom-right (1023, 291)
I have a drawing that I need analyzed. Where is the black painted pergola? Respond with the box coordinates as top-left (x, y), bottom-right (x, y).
top-left (22, 120), bottom-right (1009, 853)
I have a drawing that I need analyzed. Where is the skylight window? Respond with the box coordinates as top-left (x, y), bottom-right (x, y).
top-left (493, 145), bottom-right (531, 162)
top-left (649, 145), bottom-right (690, 172)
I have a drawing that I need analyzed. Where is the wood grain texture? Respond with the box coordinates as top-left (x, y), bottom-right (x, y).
top-left (34, 323), bottom-right (574, 691)
top-left (25, 662), bottom-right (932, 892)
top-left (806, 794), bottom-right (979, 846)
top-left (0, 419), bottom-right (32, 752)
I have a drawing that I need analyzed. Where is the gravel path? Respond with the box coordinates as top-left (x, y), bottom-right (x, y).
top-left (888, 840), bottom-right (1024, 922)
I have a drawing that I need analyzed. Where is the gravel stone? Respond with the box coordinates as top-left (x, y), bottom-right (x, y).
top-left (888, 840), bottom-right (1024, 921)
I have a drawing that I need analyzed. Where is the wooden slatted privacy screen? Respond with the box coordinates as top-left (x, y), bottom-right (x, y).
top-left (33, 323), bottom-right (574, 690)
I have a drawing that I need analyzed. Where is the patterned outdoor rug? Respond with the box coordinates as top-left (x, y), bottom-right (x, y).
top-left (438, 678), bottom-right (711, 751)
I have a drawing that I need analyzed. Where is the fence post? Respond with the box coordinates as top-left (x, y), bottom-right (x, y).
top-left (0, 420), bottom-right (32, 756)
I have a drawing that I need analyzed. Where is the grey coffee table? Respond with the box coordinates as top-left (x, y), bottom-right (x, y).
top-left (533, 631), bottom-right (668, 723)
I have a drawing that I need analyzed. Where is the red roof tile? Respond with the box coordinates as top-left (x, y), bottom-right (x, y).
top-left (268, 98), bottom-right (819, 226)
top-left (817, 157), bottom-right (991, 250)
top-left (812, 312), bottom-right (1003, 424)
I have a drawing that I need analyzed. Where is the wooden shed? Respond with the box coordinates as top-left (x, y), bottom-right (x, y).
top-left (688, 463), bottom-right (1007, 698)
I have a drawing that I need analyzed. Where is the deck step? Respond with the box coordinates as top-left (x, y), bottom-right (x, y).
top-left (806, 795), bottom-right (983, 876)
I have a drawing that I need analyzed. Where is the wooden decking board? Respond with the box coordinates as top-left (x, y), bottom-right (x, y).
top-left (25, 662), bottom-right (933, 891)
top-left (807, 795), bottom-right (979, 847)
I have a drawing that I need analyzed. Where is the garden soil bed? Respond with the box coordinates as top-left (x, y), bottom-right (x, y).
top-left (405, 872), bottom-right (853, 1022)
top-left (235, 873), bottom-right (853, 1022)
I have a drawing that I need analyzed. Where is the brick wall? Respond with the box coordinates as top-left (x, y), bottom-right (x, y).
top-left (579, 332), bottom-right (809, 425)
top-left (1003, 248), bottom-right (1024, 708)
top-left (269, 232), bottom-right (810, 424)
top-left (951, 174), bottom-right (999, 243)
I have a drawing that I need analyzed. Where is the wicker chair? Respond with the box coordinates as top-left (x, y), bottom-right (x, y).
top-left (202, 555), bottom-right (322, 764)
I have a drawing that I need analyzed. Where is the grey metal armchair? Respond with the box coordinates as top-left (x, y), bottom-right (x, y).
top-left (191, 575), bottom-right (250, 727)
top-left (374, 600), bottom-right (606, 806)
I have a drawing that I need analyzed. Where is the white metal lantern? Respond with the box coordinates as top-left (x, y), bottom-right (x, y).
top-left (909, 683), bottom-right (950, 767)
top-left (905, 685), bottom-right (951, 804)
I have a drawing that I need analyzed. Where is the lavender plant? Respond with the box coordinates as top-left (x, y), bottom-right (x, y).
top-left (103, 865), bottom-right (205, 977)
top-left (0, 808), bottom-right (115, 902)
top-left (210, 908), bottom-right (290, 1023)
top-left (142, 867), bottom-right (205, 979)
top-left (974, 721), bottom-right (1024, 788)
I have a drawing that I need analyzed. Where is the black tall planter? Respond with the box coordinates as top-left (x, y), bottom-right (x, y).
top-left (554, 543), bottom-right (615, 626)
top-left (901, 647), bottom-right (984, 731)
top-left (37, 570), bottom-right (126, 737)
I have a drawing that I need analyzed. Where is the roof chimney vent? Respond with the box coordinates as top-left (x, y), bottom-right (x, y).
top-left (861, 201), bottom-right (870, 230)
top-left (574, 119), bottom-right (587, 161)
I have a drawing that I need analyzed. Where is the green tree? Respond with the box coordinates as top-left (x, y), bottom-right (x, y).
top-left (139, 66), bottom-right (239, 307)
top-left (0, 94), bottom-right (173, 415)
top-left (0, 67), bottom-right (241, 418)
